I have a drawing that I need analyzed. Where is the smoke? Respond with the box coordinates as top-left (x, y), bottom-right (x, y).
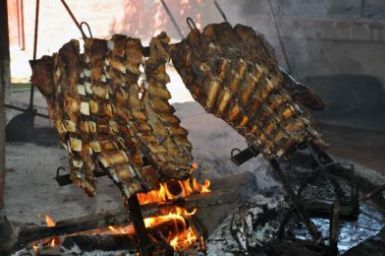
top-left (109, 0), bottom-right (220, 43)
top-left (109, 0), bottom-right (385, 93)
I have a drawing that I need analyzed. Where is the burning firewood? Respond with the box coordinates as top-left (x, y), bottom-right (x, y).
top-left (30, 32), bottom-right (201, 254)
top-left (10, 172), bottom-right (256, 253)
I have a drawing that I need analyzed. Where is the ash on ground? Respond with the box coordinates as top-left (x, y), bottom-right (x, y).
top-left (206, 161), bottom-right (385, 256)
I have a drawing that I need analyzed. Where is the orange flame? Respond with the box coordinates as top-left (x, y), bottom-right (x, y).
top-left (45, 215), bottom-right (56, 227)
top-left (170, 227), bottom-right (197, 251)
top-left (137, 169), bottom-right (210, 205)
top-left (112, 163), bottom-right (211, 251)
top-left (44, 215), bottom-right (60, 247)
top-left (33, 164), bottom-right (210, 252)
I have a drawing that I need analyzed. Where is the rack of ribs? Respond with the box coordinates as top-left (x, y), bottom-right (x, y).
top-left (30, 33), bottom-right (192, 198)
top-left (170, 22), bottom-right (327, 159)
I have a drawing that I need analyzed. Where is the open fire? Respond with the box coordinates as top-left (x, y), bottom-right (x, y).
top-left (32, 166), bottom-right (211, 253)
top-left (135, 164), bottom-right (210, 251)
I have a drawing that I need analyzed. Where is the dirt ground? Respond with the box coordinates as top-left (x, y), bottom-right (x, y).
top-left (4, 90), bottom-right (385, 229)
top-left (4, 100), bottom-right (267, 227)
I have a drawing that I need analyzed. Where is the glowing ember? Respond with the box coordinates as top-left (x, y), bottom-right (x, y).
top-left (107, 224), bottom-right (135, 235)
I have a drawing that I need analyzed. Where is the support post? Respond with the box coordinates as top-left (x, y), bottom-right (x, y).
top-left (0, 0), bottom-right (14, 253)
top-left (127, 195), bottom-right (152, 256)
top-left (328, 200), bottom-right (340, 255)
top-left (0, 0), bottom-right (10, 212)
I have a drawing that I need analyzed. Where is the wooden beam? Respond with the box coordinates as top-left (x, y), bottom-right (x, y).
top-left (0, 0), bottom-right (11, 214)
top-left (0, 1), bottom-right (14, 255)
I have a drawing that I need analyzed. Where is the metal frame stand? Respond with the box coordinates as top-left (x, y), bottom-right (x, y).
top-left (230, 142), bottom-right (358, 247)
top-left (270, 159), bottom-right (323, 243)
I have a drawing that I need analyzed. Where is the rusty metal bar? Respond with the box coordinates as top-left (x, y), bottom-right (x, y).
top-left (28, 0), bottom-right (40, 110)
top-left (16, 0), bottom-right (25, 50)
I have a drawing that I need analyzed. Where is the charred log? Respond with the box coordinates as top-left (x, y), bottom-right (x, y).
top-left (10, 172), bottom-right (256, 252)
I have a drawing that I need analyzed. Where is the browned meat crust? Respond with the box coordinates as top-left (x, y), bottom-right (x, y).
top-left (30, 34), bottom-right (193, 197)
top-left (170, 22), bottom-right (327, 159)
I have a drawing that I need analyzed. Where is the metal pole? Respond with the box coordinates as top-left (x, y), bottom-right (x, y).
top-left (28, 0), bottom-right (40, 111)
top-left (267, 0), bottom-right (292, 73)
top-left (214, 0), bottom-right (228, 22)
top-left (160, 0), bottom-right (184, 39)
top-left (60, 0), bottom-right (87, 39)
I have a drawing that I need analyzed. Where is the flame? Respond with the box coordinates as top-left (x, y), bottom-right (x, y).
top-left (170, 227), bottom-right (197, 251)
top-left (111, 164), bottom-right (211, 251)
top-left (45, 215), bottom-right (56, 227)
top-left (108, 224), bottom-right (135, 235)
top-left (32, 164), bottom-right (210, 252)
top-left (44, 215), bottom-right (60, 247)
top-left (137, 168), bottom-right (211, 205)
top-left (144, 206), bottom-right (196, 228)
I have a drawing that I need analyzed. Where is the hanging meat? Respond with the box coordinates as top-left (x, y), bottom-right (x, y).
top-left (30, 33), bottom-right (192, 197)
top-left (170, 22), bottom-right (327, 159)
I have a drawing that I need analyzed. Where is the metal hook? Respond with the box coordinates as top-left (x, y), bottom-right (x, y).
top-left (55, 166), bottom-right (71, 186)
top-left (56, 166), bottom-right (66, 178)
top-left (80, 21), bottom-right (93, 39)
top-left (231, 148), bottom-right (241, 158)
top-left (186, 17), bottom-right (198, 31)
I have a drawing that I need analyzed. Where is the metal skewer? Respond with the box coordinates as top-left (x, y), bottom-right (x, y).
top-left (160, 0), bottom-right (185, 39)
